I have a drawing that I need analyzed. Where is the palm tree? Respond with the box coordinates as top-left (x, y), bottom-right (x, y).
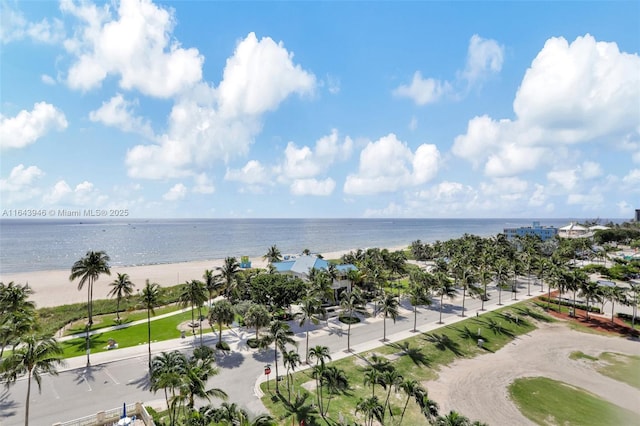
top-left (433, 272), bottom-right (457, 324)
top-left (398, 379), bottom-right (430, 425)
top-left (262, 320), bottom-right (296, 394)
top-left (282, 349), bottom-right (301, 403)
top-left (244, 303), bottom-right (271, 341)
top-left (264, 245), bottom-right (283, 264)
top-left (179, 353), bottom-right (228, 410)
top-left (179, 279), bottom-right (208, 343)
top-left (363, 367), bottom-right (381, 397)
top-left (0, 282), bottom-right (37, 358)
top-left (377, 292), bottom-right (400, 341)
top-left (578, 280), bottom-right (602, 320)
top-left (203, 269), bottom-right (223, 306)
top-left (407, 271), bottom-right (432, 332)
top-left (150, 350), bottom-right (186, 425)
top-left (601, 285), bottom-right (627, 322)
top-left (69, 250), bottom-right (111, 366)
top-left (457, 265), bottom-right (477, 317)
top-left (339, 287), bottom-right (367, 351)
top-left (298, 295), bottom-right (324, 362)
top-left (141, 279), bottom-right (160, 369)
top-left (380, 368), bottom-right (403, 421)
top-left (218, 257), bottom-right (240, 300)
top-left (308, 345), bottom-right (332, 412)
top-left (493, 258), bottom-right (511, 306)
top-left (435, 410), bottom-right (471, 425)
top-left (107, 273), bottom-right (134, 322)
top-left (208, 299), bottom-right (235, 348)
top-left (0, 333), bottom-right (65, 426)
top-left (356, 396), bottom-right (384, 426)
top-left (415, 386), bottom-right (439, 423)
top-left (321, 365), bottom-right (348, 415)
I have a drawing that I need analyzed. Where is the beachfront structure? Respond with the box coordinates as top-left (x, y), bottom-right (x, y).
top-left (271, 254), bottom-right (357, 300)
top-left (503, 221), bottom-right (558, 241)
top-left (558, 222), bottom-right (610, 239)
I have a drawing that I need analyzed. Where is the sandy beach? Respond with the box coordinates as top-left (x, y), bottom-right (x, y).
top-left (0, 246), bottom-right (406, 308)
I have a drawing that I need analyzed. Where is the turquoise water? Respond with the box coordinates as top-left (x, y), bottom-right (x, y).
top-left (0, 218), bottom-right (571, 273)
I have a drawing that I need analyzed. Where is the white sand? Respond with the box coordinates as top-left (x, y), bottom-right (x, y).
top-left (425, 321), bottom-right (640, 425)
top-left (0, 246), bottom-right (406, 308)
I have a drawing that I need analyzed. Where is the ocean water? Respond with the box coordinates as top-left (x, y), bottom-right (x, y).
top-left (0, 218), bottom-right (572, 274)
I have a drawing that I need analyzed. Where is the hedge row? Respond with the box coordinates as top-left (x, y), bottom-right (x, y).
top-left (537, 295), bottom-right (601, 314)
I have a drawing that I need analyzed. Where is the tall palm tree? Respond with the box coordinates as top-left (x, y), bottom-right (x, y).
top-left (141, 280), bottom-right (160, 369)
top-left (435, 410), bottom-right (471, 425)
top-left (377, 292), bottom-right (400, 341)
top-left (178, 353), bottom-right (228, 411)
top-left (321, 365), bottom-right (348, 415)
top-left (107, 273), bottom-right (134, 322)
top-left (308, 345), bottom-right (332, 412)
top-left (263, 245), bottom-right (282, 264)
top-left (339, 287), bottom-right (367, 351)
top-left (150, 350), bottom-right (186, 426)
top-left (208, 299), bottom-right (235, 348)
top-left (407, 270), bottom-right (433, 332)
top-left (363, 367), bottom-right (381, 397)
top-left (433, 272), bottom-right (457, 324)
top-left (415, 386), bottom-right (439, 423)
top-left (262, 320), bottom-right (296, 394)
top-left (218, 257), bottom-right (240, 299)
top-left (578, 280), bottom-right (602, 320)
top-left (493, 258), bottom-right (511, 306)
top-left (380, 368), bottom-right (403, 421)
top-left (244, 303), bottom-right (271, 341)
top-left (355, 396), bottom-right (384, 426)
top-left (0, 282), bottom-right (37, 358)
top-left (0, 333), bottom-right (65, 426)
top-left (298, 295), bottom-right (324, 362)
top-left (179, 279), bottom-right (208, 343)
top-left (457, 265), bottom-right (477, 317)
top-left (203, 269), bottom-right (223, 306)
top-left (282, 349), bottom-right (301, 403)
top-left (69, 250), bottom-right (111, 366)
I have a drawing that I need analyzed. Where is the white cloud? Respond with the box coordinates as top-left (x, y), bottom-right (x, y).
top-left (62, 0), bottom-right (203, 97)
top-left (580, 161), bottom-right (603, 179)
top-left (0, 102), bottom-right (68, 150)
top-left (290, 178), bottom-right (336, 196)
top-left (89, 93), bottom-right (153, 137)
top-left (480, 177), bottom-right (529, 202)
top-left (0, 3), bottom-right (65, 44)
top-left (460, 34), bottom-right (504, 85)
top-left (41, 74), bottom-right (56, 85)
top-left (547, 169), bottom-right (578, 191)
top-left (409, 116), bottom-right (418, 131)
top-left (0, 164), bottom-right (45, 203)
top-left (393, 71), bottom-right (449, 106)
top-left (192, 173), bottom-right (215, 194)
top-left (452, 34), bottom-right (640, 177)
top-left (325, 74), bottom-right (341, 94)
top-left (126, 32), bottom-right (316, 179)
top-left (42, 179), bottom-right (106, 205)
top-left (225, 160), bottom-right (271, 185)
top-left (163, 183), bottom-right (187, 201)
top-left (281, 130), bottom-right (352, 179)
top-left (567, 191), bottom-right (604, 208)
top-left (622, 169), bottom-right (640, 191)
top-left (217, 32), bottom-right (316, 117)
top-left (344, 134), bottom-right (440, 195)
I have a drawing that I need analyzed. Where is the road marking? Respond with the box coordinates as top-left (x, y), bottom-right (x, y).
top-left (82, 374), bottom-right (92, 391)
top-left (48, 376), bottom-right (60, 399)
top-left (103, 367), bottom-right (120, 385)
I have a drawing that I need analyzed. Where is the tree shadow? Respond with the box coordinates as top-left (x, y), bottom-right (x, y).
top-left (389, 342), bottom-right (430, 367)
top-left (215, 350), bottom-right (245, 369)
top-left (252, 348), bottom-right (275, 363)
top-left (127, 370), bottom-right (151, 391)
top-left (482, 318), bottom-right (515, 338)
top-left (277, 391), bottom-right (321, 426)
top-left (513, 306), bottom-right (553, 323)
top-left (0, 389), bottom-right (17, 419)
top-left (497, 311), bottom-right (529, 327)
top-left (423, 333), bottom-right (463, 356)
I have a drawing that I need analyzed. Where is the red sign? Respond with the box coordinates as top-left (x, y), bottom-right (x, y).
top-left (264, 367), bottom-right (271, 375)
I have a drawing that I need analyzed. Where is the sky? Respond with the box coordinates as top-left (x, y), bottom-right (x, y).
top-left (1, 0), bottom-right (639, 220)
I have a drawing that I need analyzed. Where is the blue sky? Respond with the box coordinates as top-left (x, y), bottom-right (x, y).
top-left (1, 0), bottom-right (639, 219)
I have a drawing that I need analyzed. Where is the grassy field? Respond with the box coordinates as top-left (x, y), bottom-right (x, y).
top-left (509, 377), bottom-right (638, 426)
top-left (597, 352), bottom-right (640, 390)
top-left (60, 310), bottom-right (204, 358)
top-left (261, 302), bottom-right (548, 425)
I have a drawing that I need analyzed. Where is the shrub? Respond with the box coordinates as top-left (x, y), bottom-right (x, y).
top-left (247, 338), bottom-right (260, 349)
top-left (215, 341), bottom-right (230, 351)
top-left (537, 296), bottom-right (601, 313)
top-left (338, 315), bottom-right (360, 325)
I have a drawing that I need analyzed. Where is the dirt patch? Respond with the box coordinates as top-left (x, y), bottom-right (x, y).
top-left (424, 320), bottom-right (640, 425)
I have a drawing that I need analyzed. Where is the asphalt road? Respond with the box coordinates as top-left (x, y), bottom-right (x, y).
top-left (0, 281), bottom-right (600, 426)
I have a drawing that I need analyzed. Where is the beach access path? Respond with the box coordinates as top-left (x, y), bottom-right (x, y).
top-left (1, 279), bottom-right (589, 426)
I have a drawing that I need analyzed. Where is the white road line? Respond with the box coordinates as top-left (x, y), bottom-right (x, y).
top-left (82, 374), bottom-right (92, 391)
top-left (103, 368), bottom-right (120, 385)
top-left (48, 376), bottom-right (61, 399)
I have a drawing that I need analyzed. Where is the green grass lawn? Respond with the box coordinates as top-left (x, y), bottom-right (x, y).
top-left (597, 352), bottom-right (640, 390)
top-left (509, 377), bottom-right (639, 426)
top-left (60, 310), bottom-right (207, 358)
top-left (62, 304), bottom-right (186, 335)
top-left (261, 302), bottom-right (545, 426)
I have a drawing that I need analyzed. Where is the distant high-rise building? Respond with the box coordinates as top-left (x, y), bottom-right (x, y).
top-left (635, 209), bottom-right (640, 222)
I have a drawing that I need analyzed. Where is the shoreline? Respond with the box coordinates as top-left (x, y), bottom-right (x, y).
top-left (0, 245), bottom-right (407, 309)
